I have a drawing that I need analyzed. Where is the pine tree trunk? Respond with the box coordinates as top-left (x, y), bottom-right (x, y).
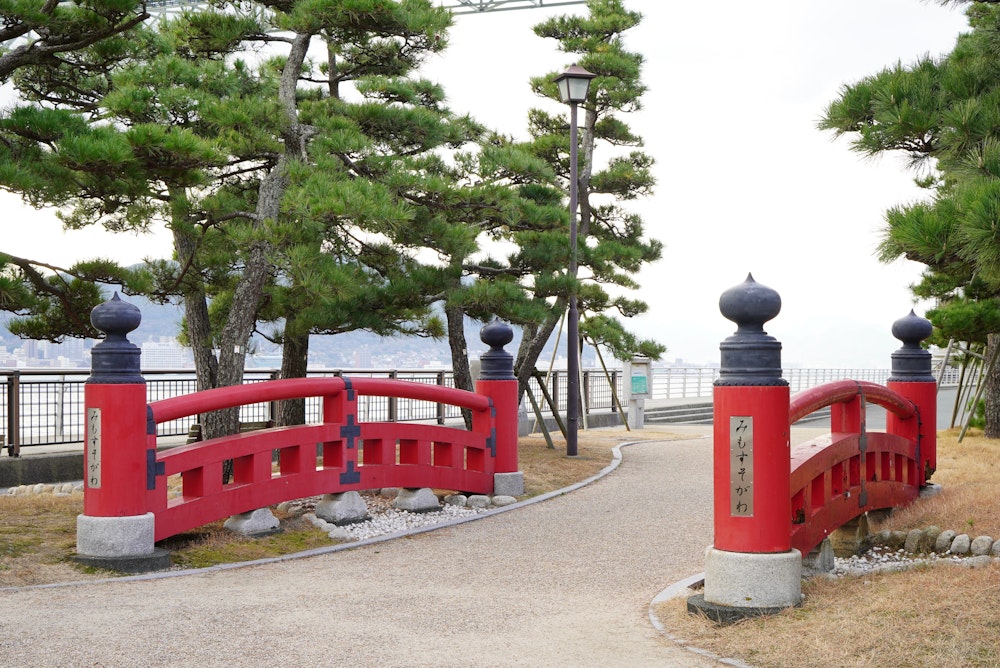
top-left (514, 307), bottom-right (562, 399)
top-left (278, 326), bottom-right (309, 427)
top-left (446, 304), bottom-right (473, 429)
top-left (170, 198), bottom-right (235, 441)
top-left (984, 333), bottom-right (1000, 438)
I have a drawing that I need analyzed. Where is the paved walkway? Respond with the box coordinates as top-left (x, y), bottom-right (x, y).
top-left (3, 425), bottom-right (742, 667)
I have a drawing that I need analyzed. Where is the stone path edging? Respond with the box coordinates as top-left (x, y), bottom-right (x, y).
top-left (648, 574), bottom-right (755, 668)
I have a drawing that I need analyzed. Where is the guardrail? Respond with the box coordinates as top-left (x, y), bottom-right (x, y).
top-left (0, 364), bottom-right (964, 452)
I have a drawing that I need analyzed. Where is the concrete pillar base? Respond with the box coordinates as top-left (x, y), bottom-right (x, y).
top-left (493, 471), bottom-right (524, 497)
top-left (77, 512), bottom-right (155, 558)
top-left (75, 512), bottom-right (170, 573)
top-left (692, 546), bottom-right (802, 623)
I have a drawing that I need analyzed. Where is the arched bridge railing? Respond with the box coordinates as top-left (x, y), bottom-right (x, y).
top-left (145, 377), bottom-right (499, 542)
top-left (75, 296), bottom-right (520, 570)
top-left (787, 380), bottom-right (925, 556)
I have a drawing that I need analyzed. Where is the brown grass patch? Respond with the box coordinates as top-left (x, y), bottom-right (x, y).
top-left (658, 564), bottom-right (1000, 667)
top-left (0, 494), bottom-right (92, 586)
top-left (868, 429), bottom-right (1000, 537)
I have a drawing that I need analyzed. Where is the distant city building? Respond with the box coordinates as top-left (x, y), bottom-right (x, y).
top-left (353, 347), bottom-right (372, 368)
top-left (141, 337), bottom-right (190, 369)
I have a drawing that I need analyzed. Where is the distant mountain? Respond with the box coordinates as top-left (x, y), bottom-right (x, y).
top-left (0, 293), bottom-right (576, 369)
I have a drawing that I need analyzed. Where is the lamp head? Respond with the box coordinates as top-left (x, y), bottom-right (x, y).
top-left (553, 63), bottom-right (596, 104)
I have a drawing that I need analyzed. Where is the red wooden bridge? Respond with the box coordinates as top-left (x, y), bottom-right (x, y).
top-left (143, 377), bottom-right (509, 542)
top-left (76, 297), bottom-right (519, 567)
top-left (787, 379), bottom-right (935, 556)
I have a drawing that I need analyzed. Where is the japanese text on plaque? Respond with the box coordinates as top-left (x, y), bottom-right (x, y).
top-left (729, 416), bottom-right (753, 516)
top-left (87, 408), bottom-right (101, 489)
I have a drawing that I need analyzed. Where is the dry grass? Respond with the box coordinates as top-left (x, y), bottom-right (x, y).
top-left (0, 494), bottom-right (93, 586)
top-left (517, 430), bottom-right (627, 496)
top-left (657, 564), bottom-right (1000, 667)
top-left (868, 429), bottom-right (1000, 537)
top-left (652, 429), bottom-right (1000, 667)
top-left (160, 513), bottom-right (340, 570)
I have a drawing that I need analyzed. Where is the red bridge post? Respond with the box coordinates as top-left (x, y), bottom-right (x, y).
top-left (689, 274), bottom-right (801, 624)
top-left (75, 294), bottom-right (169, 572)
top-left (476, 319), bottom-right (523, 496)
top-left (886, 311), bottom-right (937, 485)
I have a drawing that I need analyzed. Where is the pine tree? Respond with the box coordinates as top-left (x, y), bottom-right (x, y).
top-left (515, 0), bottom-right (664, 396)
top-left (821, 2), bottom-right (1000, 435)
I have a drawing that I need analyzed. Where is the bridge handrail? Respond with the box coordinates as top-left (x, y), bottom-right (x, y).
top-left (149, 376), bottom-right (491, 425)
top-left (788, 379), bottom-right (916, 424)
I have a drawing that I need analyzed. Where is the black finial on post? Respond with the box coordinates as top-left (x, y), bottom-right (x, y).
top-left (888, 310), bottom-right (934, 382)
top-left (479, 318), bottom-right (515, 381)
top-left (88, 293), bottom-right (144, 384)
top-left (716, 274), bottom-right (787, 386)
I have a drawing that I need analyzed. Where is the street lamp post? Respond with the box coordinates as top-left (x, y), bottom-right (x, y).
top-left (553, 63), bottom-right (596, 457)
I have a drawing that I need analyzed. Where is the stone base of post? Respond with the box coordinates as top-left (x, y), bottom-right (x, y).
top-left (315, 492), bottom-right (370, 525)
top-left (224, 508), bottom-right (281, 536)
top-left (628, 398), bottom-right (645, 429)
top-left (394, 487), bottom-right (441, 512)
top-left (493, 471), bottom-right (524, 497)
top-left (688, 546), bottom-right (802, 624)
top-left (75, 512), bottom-right (171, 573)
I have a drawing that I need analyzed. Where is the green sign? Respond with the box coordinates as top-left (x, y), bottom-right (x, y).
top-left (631, 374), bottom-right (648, 395)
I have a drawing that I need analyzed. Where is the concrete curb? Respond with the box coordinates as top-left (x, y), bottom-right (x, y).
top-left (648, 574), bottom-right (756, 668)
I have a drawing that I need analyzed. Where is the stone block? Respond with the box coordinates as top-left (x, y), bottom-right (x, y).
top-left (949, 533), bottom-right (971, 555)
top-left (888, 530), bottom-right (908, 550)
top-left (935, 529), bottom-right (957, 553)
top-left (493, 471), bottom-right (524, 497)
top-left (467, 494), bottom-right (491, 509)
top-left (963, 555), bottom-right (994, 568)
top-left (904, 528), bottom-right (924, 554)
top-left (802, 537), bottom-right (835, 576)
top-left (223, 508), bottom-right (280, 536)
top-left (922, 526), bottom-right (942, 553)
top-left (394, 487), bottom-right (439, 513)
top-left (971, 535), bottom-right (993, 556)
top-left (315, 492), bottom-right (370, 525)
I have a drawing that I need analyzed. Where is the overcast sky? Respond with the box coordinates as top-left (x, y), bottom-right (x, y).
top-left (1, 0), bottom-right (974, 367)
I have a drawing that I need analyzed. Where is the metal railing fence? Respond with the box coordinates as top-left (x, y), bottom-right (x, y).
top-left (1, 364), bottom-right (964, 452)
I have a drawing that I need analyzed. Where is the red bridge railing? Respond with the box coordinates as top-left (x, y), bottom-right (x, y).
top-left (75, 296), bottom-right (520, 570)
top-left (144, 377), bottom-right (501, 542)
top-left (788, 380), bottom-right (930, 556)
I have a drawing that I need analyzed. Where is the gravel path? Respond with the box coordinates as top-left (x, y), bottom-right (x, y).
top-left (2, 436), bottom-right (724, 667)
